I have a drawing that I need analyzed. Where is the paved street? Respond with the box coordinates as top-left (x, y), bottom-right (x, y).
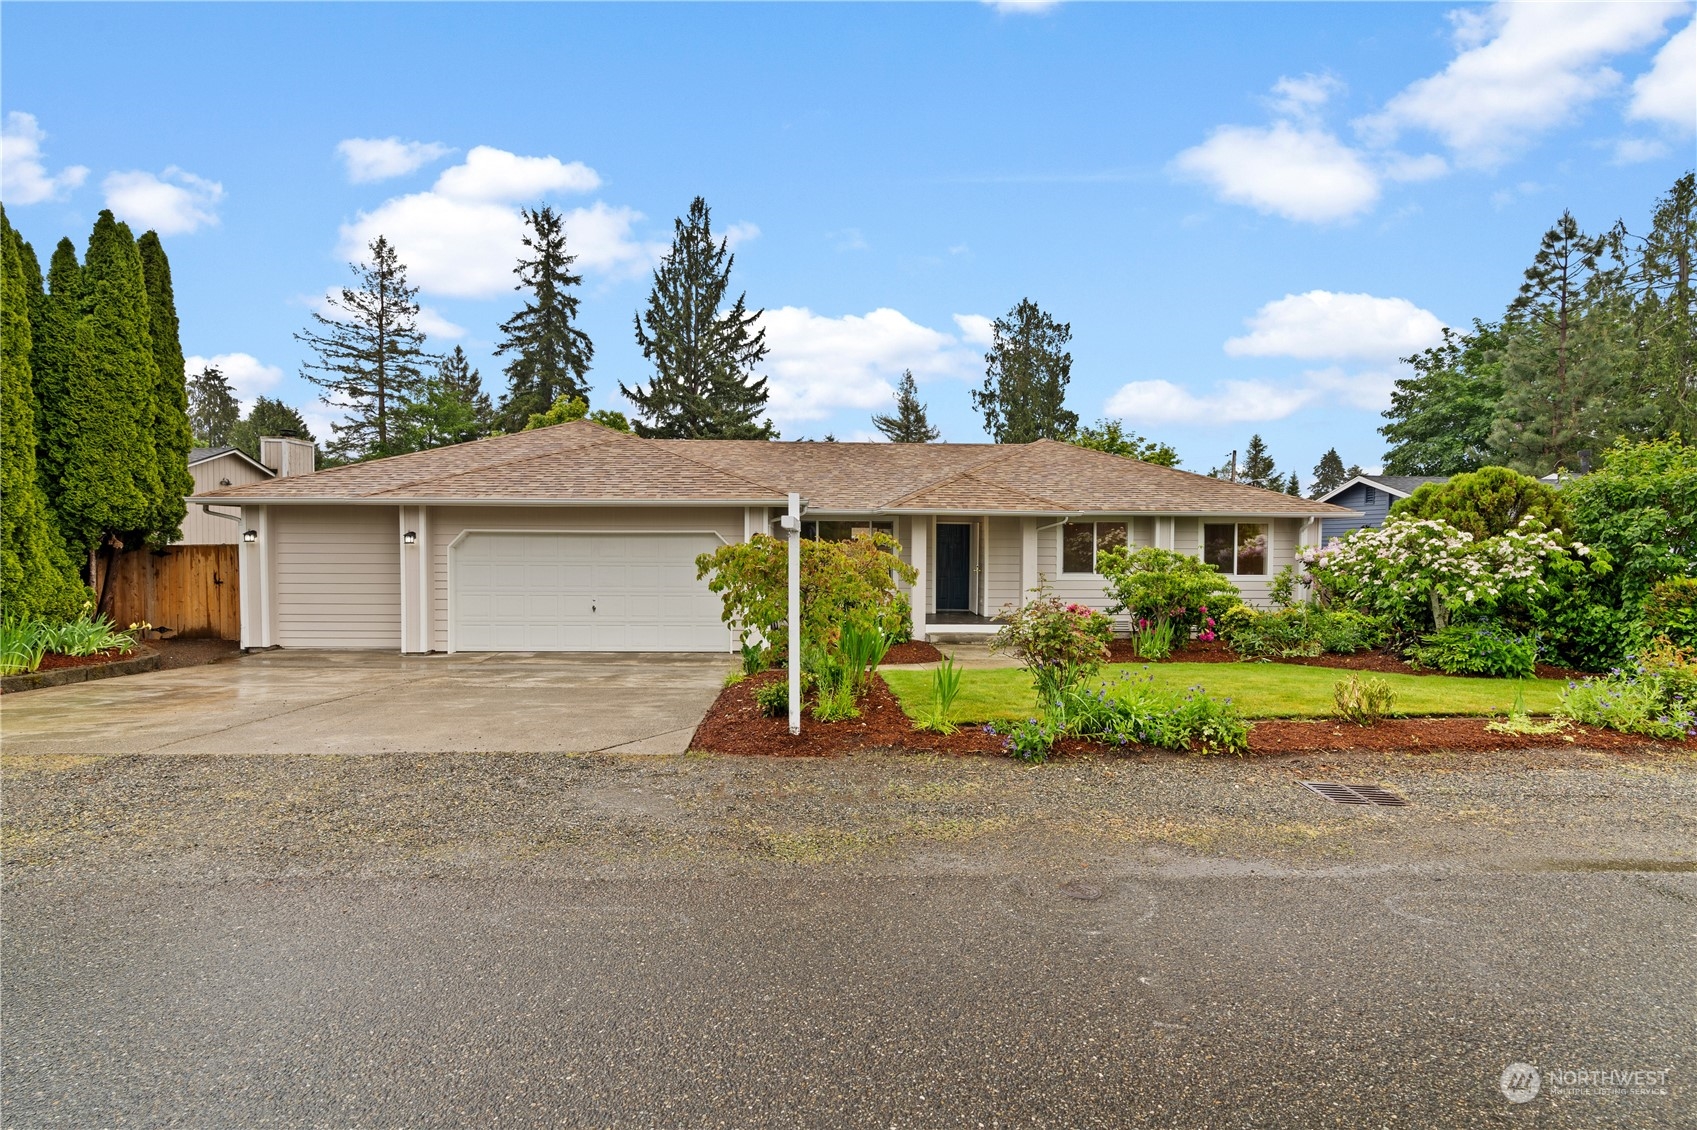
top-left (0, 650), bottom-right (731, 756)
top-left (3, 738), bottom-right (1692, 1128)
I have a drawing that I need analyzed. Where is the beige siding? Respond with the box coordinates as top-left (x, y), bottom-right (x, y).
top-left (985, 517), bottom-right (1023, 615)
top-left (179, 455), bottom-right (270, 544)
top-left (428, 505), bottom-right (744, 650)
top-left (272, 505), bottom-right (401, 648)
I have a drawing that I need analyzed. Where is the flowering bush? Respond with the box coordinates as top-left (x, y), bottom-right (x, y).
top-left (991, 590), bottom-right (1114, 702)
top-left (1097, 546), bottom-right (1242, 637)
top-left (1051, 671), bottom-right (1249, 755)
top-left (988, 717), bottom-right (1060, 764)
top-left (1301, 514), bottom-right (1601, 637)
top-left (1559, 666), bottom-right (1697, 740)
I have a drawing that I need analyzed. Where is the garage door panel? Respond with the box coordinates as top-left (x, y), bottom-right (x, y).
top-left (452, 532), bottom-right (728, 653)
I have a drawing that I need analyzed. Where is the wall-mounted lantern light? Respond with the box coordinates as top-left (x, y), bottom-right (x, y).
top-left (402, 531), bottom-right (418, 545)
top-left (219, 477), bottom-right (232, 487)
top-left (243, 530), bottom-right (259, 543)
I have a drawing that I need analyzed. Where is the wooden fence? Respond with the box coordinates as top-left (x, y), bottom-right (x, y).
top-left (97, 544), bottom-right (241, 640)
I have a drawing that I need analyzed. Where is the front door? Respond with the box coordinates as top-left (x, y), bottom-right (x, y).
top-left (935, 523), bottom-right (972, 611)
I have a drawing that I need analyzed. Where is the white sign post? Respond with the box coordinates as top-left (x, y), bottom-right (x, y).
top-left (784, 492), bottom-right (802, 735)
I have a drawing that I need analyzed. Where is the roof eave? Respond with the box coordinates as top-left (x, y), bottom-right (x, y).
top-left (186, 495), bottom-right (789, 507)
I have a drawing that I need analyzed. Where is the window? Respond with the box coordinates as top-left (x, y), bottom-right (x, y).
top-left (1060, 521), bottom-right (1127, 574)
top-left (801, 520), bottom-right (893, 542)
top-left (1203, 522), bottom-right (1268, 576)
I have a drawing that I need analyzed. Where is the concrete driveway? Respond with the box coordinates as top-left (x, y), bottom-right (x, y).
top-left (0, 650), bottom-right (733, 756)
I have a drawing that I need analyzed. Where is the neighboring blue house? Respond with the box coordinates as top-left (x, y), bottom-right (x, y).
top-left (1316, 475), bottom-right (1449, 541)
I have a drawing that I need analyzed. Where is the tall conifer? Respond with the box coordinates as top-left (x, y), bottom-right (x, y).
top-left (623, 197), bottom-right (774, 439)
top-left (971, 299), bottom-right (1077, 443)
top-left (872, 370), bottom-right (941, 442)
top-left (1, 209), bottom-right (86, 619)
top-left (137, 232), bottom-right (193, 544)
top-left (188, 365), bottom-right (242, 446)
top-left (495, 206), bottom-right (593, 433)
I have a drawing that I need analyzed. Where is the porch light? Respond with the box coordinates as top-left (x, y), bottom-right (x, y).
top-left (243, 530), bottom-right (258, 543)
top-left (402, 531), bottom-right (418, 545)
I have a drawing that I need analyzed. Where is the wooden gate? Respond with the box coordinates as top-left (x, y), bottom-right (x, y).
top-left (97, 545), bottom-right (241, 640)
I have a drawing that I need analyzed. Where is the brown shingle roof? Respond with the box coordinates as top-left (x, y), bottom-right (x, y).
top-left (193, 420), bottom-right (1353, 515)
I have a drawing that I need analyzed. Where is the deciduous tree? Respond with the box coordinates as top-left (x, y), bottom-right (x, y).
top-left (1380, 322), bottom-right (1506, 474)
top-left (1070, 418), bottom-right (1179, 466)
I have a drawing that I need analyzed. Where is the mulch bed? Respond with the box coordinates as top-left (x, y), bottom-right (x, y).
top-left (882, 640), bottom-right (944, 664)
top-left (33, 648), bottom-right (137, 672)
top-left (691, 672), bottom-right (1691, 760)
top-left (1104, 638), bottom-right (1585, 681)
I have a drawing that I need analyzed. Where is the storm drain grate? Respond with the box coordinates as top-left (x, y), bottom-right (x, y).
top-left (1301, 781), bottom-right (1410, 807)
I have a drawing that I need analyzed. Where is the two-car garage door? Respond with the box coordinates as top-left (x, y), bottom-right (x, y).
top-left (450, 531), bottom-right (729, 652)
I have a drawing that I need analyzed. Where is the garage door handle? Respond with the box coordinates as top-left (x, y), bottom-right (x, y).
top-left (591, 600), bottom-right (597, 613)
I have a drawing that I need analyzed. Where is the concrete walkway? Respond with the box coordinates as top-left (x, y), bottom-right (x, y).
top-left (881, 641), bottom-right (1021, 670)
top-left (0, 650), bottom-right (734, 756)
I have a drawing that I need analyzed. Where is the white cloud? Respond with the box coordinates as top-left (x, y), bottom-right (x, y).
top-left (952, 313), bottom-right (995, 346)
top-left (1613, 137), bottom-right (1671, 164)
top-left (1, 112), bottom-right (88, 205)
top-left (1301, 365), bottom-right (1400, 411)
top-left (103, 168), bottom-right (223, 235)
top-left (1359, 2), bottom-right (1685, 167)
top-left (415, 306), bottom-right (465, 341)
top-left (1266, 73), bottom-right (1344, 122)
top-left (757, 307), bottom-right (983, 424)
top-left (184, 352), bottom-right (284, 407)
top-left (724, 221), bottom-right (761, 250)
top-left (1105, 379), bottom-right (1317, 426)
top-left (1172, 120), bottom-right (1381, 224)
top-left (336, 137), bottom-right (452, 183)
top-left (432, 145), bottom-right (599, 201)
top-left (983, 0), bottom-right (1061, 13)
top-left (1628, 19), bottom-right (1696, 132)
top-left (335, 146), bottom-right (649, 298)
top-left (1224, 291), bottom-right (1446, 362)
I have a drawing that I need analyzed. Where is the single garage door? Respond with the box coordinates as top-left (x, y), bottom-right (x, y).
top-left (450, 531), bottom-right (730, 652)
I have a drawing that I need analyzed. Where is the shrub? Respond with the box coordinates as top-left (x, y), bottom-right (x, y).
top-left (1389, 466), bottom-right (1569, 540)
top-left (916, 654), bottom-right (964, 734)
top-left (1333, 675), bottom-right (1396, 725)
top-left (1642, 577), bottom-right (1697, 650)
top-left (1314, 610), bottom-right (1389, 654)
top-left (1562, 437), bottom-right (1697, 612)
top-left (1051, 670), bottom-right (1250, 756)
top-left (1637, 636), bottom-right (1697, 705)
top-left (753, 680), bottom-right (789, 719)
top-left (1220, 606), bottom-right (1386, 660)
top-left (991, 590), bottom-right (1113, 703)
top-left (1096, 546), bottom-right (1242, 636)
top-left (1411, 622), bottom-right (1538, 679)
top-left (696, 532), bottom-right (917, 667)
top-left (1559, 668), bottom-right (1697, 740)
top-left (989, 717), bottom-right (1059, 764)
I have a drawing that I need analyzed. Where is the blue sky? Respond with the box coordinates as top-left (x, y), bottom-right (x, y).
top-left (4, 1), bottom-right (1693, 484)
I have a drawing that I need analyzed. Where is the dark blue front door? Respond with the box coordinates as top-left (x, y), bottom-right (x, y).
top-left (935, 524), bottom-right (971, 611)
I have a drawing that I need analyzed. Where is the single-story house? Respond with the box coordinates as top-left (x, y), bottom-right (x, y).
top-left (181, 437), bottom-right (318, 544)
top-left (193, 420), bottom-right (1357, 653)
top-left (1315, 474), bottom-right (1448, 541)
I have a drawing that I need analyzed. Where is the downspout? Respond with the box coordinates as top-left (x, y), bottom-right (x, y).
top-left (201, 504), bottom-right (243, 524)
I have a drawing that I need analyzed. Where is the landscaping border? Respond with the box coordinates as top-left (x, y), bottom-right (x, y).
top-left (0, 646), bottom-right (162, 695)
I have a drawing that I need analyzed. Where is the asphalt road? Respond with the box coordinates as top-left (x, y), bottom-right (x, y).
top-left (5, 862), bottom-right (1693, 1128)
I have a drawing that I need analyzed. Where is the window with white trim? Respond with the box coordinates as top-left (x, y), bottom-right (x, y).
top-left (1203, 522), bottom-right (1268, 576)
top-left (1061, 521), bottom-right (1127, 574)
top-left (801, 520), bottom-right (894, 542)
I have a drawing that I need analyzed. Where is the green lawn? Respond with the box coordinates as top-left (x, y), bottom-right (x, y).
top-left (881, 661), bottom-right (1569, 723)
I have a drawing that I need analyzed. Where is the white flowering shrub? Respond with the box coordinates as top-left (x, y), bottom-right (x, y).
top-left (1300, 515), bottom-right (1590, 635)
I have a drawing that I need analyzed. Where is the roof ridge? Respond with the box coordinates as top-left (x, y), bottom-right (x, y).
top-left (880, 443), bottom-right (1057, 509)
top-left (350, 420), bottom-right (627, 497)
top-left (631, 434), bottom-right (801, 498)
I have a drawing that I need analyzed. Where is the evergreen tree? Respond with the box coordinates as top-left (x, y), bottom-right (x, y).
top-left (188, 365), bottom-right (242, 446)
top-left (1310, 448), bottom-right (1349, 497)
top-left (622, 197), bottom-right (774, 439)
top-left (30, 238), bottom-right (84, 523)
top-left (44, 212), bottom-right (164, 580)
top-left (1488, 211), bottom-right (1629, 474)
top-left (229, 397), bottom-right (315, 462)
top-left (1285, 474), bottom-right (1302, 496)
top-left (1627, 172), bottom-right (1696, 439)
top-left (137, 231), bottom-right (193, 545)
top-left (494, 206), bottom-right (593, 433)
top-left (1380, 322), bottom-right (1507, 474)
top-left (871, 370), bottom-right (940, 442)
top-left (296, 235), bottom-right (430, 461)
top-left (440, 345), bottom-right (495, 438)
top-left (1070, 418), bottom-right (1180, 466)
top-left (1, 209), bottom-right (86, 620)
top-left (970, 298), bottom-right (1077, 443)
top-left (1240, 434), bottom-right (1280, 490)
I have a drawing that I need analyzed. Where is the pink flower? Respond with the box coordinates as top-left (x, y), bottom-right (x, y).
top-left (1206, 617), bottom-right (1216, 627)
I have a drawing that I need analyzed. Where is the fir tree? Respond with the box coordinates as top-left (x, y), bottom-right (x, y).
top-left (229, 397), bottom-right (315, 463)
top-left (622, 197), bottom-right (774, 439)
top-left (188, 365), bottom-right (242, 447)
top-left (1, 209), bottom-right (86, 620)
top-left (394, 349), bottom-right (495, 451)
top-left (137, 231), bottom-right (193, 545)
top-left (971, 299), bottom-right (1077, 443)
top-left (1310, 448), bottom-right (1349, 497)
top-left (438, 345), bottom-right (495, 438)
top-left (1626, 172), bottom-right (1696, 439)
top-left (1240, 434), bottom-right (1280, 490)
top-left (871, 370), bottom-right (940, 442)
top-left (494, 206), bottom-right (593, 433)
top-left (296, 235), bottom-right (430, 461)
top-left (1285, 474), bottom-right (1302, 496)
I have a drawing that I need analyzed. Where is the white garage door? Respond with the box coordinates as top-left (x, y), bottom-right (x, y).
top-left (450, 531), bottom-right (730, 652)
